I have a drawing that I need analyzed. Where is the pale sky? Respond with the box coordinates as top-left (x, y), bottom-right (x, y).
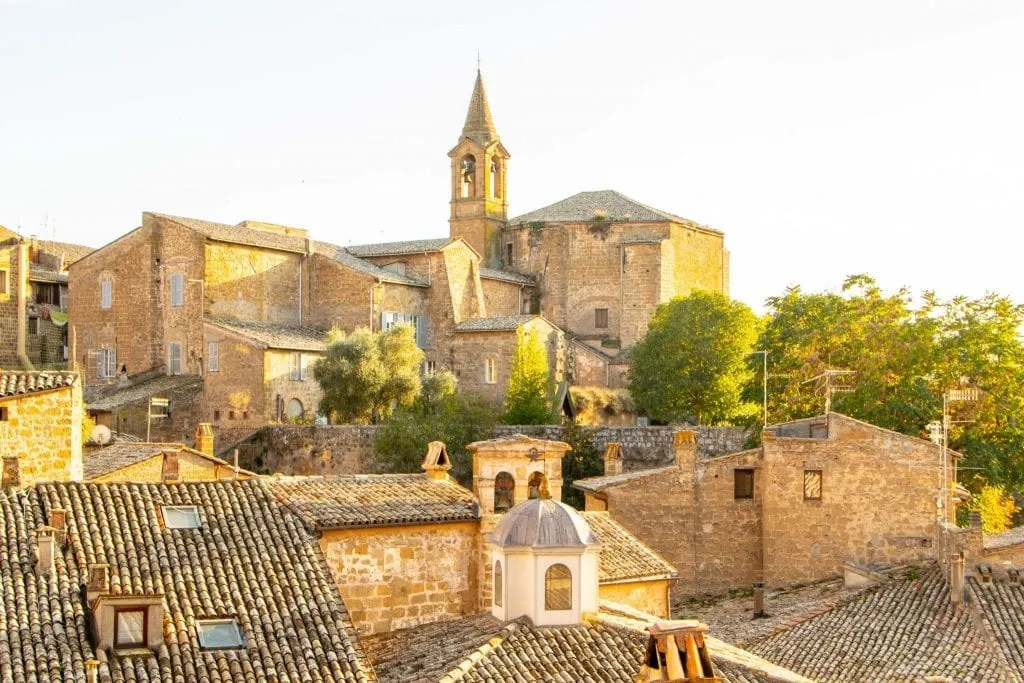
top-left (2, 0), bottom-right (1023, 312)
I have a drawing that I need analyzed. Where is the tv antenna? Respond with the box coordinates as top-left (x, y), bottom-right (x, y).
top-left (802, 368), bottom-right (855, 413)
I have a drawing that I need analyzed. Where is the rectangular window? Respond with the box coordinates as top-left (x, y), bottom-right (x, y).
top-left (0, 268), bottom-right (8, 295)
top-left (423, 360), bottom-right (436, 376)
top-left (228, 410), bottom-right (235, 420)
top-left (734, 469), bottom-right (755, 500)
top-left (505, 242), bottom-right (514, 265)
top-left (167, 342), bottom-right (182, 375)
top-left (383, 311), bottom-right (427, 349)
top-left (114, 608), bottom-right (147, 648)
top-left (289, 352), bottom-right (308, 381)
top-left (170, 272), bottom-right (185, 307)
top-left (485, 358), bottom-right (497, 384)
top-left (27, 317), bottom-right (39, 335)
top-left (0, 406), bottom-right (8, 421)
top-left (100, 277), bottom-right (113, 309)
top-left (207, 341), bottom-right (219, 372)
top-left (97, 347), bottom-right (117, 379)
top-left (804, 470), bottom-right (823, 501)
top-left (161, 505), bottom-right (201, 529)
top-left (595, 308), bottom-right (609, 329)
top-left (214, 410), bottom-right (221, 421)
top-left (197, 619), bottom-right (245, 650)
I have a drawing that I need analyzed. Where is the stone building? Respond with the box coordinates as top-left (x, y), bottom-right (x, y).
top-left (575, 413), bottom-right (970, 596)
top-left (0, 226), bottom-right (92, 369)
top-left (0, 370), bottom-right (82, 488)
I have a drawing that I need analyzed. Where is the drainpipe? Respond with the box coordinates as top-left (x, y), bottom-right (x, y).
top-left (16, 242), bottom-right (34, 370)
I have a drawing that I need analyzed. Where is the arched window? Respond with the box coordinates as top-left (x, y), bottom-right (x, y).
top-left (490, 156), bottom-right (501, 198)
top-left (286, 398), bottom-right (304, 420)
top-left (545, 564), bottom-right (572, 611)
top-left (527, 471), bottom-right (548, 500)
top-left (460, 155), bottom-right (476, 198)
top-left (494, 471), bottom-right (515, 513)
top-left (493, 560), bottom-right (503, 607)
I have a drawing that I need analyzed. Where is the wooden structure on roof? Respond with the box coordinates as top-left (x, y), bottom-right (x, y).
top-left (637, 620), bottom-right (722, 682)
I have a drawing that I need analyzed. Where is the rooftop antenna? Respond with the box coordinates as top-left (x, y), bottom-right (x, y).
top-left (476, 50), bottom-right (481, 71)
top-left (802, 368), bottom-right (855, 413)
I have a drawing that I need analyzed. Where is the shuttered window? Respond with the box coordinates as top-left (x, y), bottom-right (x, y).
top-left (207, 341), bottom-right (219, 372)
top-left (100, 277), bottom-right (113, 309)
top-left (168, 342), bottom-right (182, 375)
top-left (382, 311), bottom-right (427, 349)
top-left (170, 273), bottom-right (185, 307)
top-left (98, 347), bottom-right (117, 379)
top-left (804, 470), bottom-right (823, 501)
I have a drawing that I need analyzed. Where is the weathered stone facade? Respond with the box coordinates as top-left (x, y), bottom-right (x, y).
top-left (319, 521), bottom-right (479, 636)
top-left (0, 373), bottom-right (83, 487)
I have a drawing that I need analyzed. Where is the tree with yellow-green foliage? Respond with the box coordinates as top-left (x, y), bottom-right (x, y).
top-left (503, 327), bottom-right (554, 425)
top-left (968, 485), bottom-right (1019, 534)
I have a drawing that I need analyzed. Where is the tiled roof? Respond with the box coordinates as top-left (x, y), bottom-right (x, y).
top-left (84, 372), bottom-right (202, 412)
top-left (326, 246), bottom-right (430, 287)
top-left (34, 239), bottom-right (95, 265)
top-left (454, 315), bottom-right (540, 332)
top-left (82, 442), bottom-right (246, 480)
top-left (461, 70), bottom-right (499, 147)
top-left (0, 480), bottom-right (375, 682)
top-left (28, 264), bottom-right (68, 283)
top-left (479, 267), bottom-right (535, 285)
top-left (267, 474), bottom-right (479, 530)
top-left (581, 511), bottom-right (678, 583)
top-left (572, 466), bottom-right (677, 493)
top-left (345, 238), bottom-right (453, 258)
top-left (509, 190), bottom-right (718, 232)
top-left (151, 212), bottom-right (312, 253)
top-left (968, 576), bottom-right (1024, 675)
top-left (0, 371), bottom-right (77, 398)
top-left (206, 316), bottom-right (327, 351)
top-left (984, 525), bottom-right (1024, 550)
top-left (749, 566), bottom-right (1012, 681)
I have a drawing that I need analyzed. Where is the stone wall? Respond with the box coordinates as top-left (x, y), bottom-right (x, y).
top-left (319, 521), bottom-right (479, 635)
top-left (0, 241), bottom-right (24, 367)
top-left (0, 381), bottom-right (82, 486)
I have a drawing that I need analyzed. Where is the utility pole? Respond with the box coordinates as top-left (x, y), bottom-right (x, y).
top-left (802, 368), bottom-right (856, 414)
top-left (748, 350), bottom-right (768, 428)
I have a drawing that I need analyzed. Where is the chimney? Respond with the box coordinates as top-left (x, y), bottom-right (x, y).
top-left (161, 450), bottom-right (180, 483)
top-left (36, 527), bottom-right (56, 575)
top-left (673, 430), bottom-right (698, 471)
top-left (969, 511), bottom-right (983, 530)
top-left (603, 443), bottom-right (623, 476)
top-left (1008, 566), bottom-right (1020, 585)
top-left (86, 563), bottom-right (109, 604)
top-left (50, 508), bottom-right (67, 546)
top-left (421, 441), bottom-right (452, 481)
top-left (638, 620), bottom-right (718, 682)
top-left (977, 561), bottom-right (993, 585)
top-left (2, 456), bottom-right (20, 489)
top-left (753, 582), bottom-right (766, 618)
top-left (949, 553), bottom-right (965, 604)
top-left (85, 659), bottom-right (100, 683)
top-left (194, 423), bottom-right (215, 457)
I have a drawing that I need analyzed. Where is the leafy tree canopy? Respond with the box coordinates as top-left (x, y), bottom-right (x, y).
top-left (630, 290), bottom-right (760, 425)
top-left (503, 326), bottom-right (555, 425)
top-left (313, 325), bottom-right (423, 424)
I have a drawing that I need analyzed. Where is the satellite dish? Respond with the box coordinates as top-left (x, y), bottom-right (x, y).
top-left (91, 424), bottom-right (112, 446)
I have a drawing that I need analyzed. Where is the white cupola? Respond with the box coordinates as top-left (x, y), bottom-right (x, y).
top-left (488, 497), bottom-right (601, 626)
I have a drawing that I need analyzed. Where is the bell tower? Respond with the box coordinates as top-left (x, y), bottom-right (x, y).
top-left (448, 70), bottom-right (510, 267)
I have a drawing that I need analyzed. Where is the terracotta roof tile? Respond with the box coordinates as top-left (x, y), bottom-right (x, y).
top-left (479, 268), bottom-right (535, 286)
top-left (0, 480), bottom-right (376, 682)
top-left (83, 443), bottom-right (249, 480)
top-left (454, 315), bottom-right (540, 332)
top-left (346, 238), bottom-right (453, 258)
top-left (84, 372), bottom-right (202, 412)
top-left (968, 576), bottom-right (1024, 675)
top-left (509, 190), bottom-right (719, 233)
top-left (984, 525), bottom-right (1024, 551)
top-left (581, 511), bottom-right (678, 583)
top-left (151, 213), bottom-right (312, 253)
top-left (206, 316), bottom-right (328, 351)
top-left (572, 466), bottom-right (677, 493)
top-left (268, 474), bottom-right (479, 530)
top-left (0, 371), bottom-right (78, 398)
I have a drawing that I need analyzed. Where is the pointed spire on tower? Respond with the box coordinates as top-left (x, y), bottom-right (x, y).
top-left (462, 69), bottom-right (498, 147)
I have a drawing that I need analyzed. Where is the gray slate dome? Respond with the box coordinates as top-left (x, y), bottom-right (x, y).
top-left (490, 498), bottom-right (598, 548)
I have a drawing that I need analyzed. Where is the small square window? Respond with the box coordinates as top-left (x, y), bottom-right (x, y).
top-left (242, 411), bottom-right (248, 420)
top-left (595, 308), bottom-right (609, 329)
top-left (114, 608), bottom-right (147, 648)
top-left (804, 470), bottom-right (823, 501)
top-left (0, 406), bottom-right (8, 421)
top-left (197, 619), bottom-right (245, 650)
top-left (27, 317), bottom-right (39, 335)
top-left (228, 410), bottom-right (235, 420)
top-left (214, 410), bottom-right (221, 421)
top-left (734, 469), bottom-right (754, 500)
top-left (161, 505), bottom-right (201, 529)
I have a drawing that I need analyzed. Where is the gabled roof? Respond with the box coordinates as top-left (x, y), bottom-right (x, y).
top-left (581, 511), bottom-right (678, 583)
top-left (572, 466), bottom-right (677, 494)
top-left (0, 480), bottom-right (376, 682)
top-left (28, 264), bottom-right (68, 283)
top-left (509, 190), bottom-right (719, 232)
top-left (150, 212), bottom-right (312, 253)
top-left (461, 69), bottom-right (499, 147)
top-left (478, 267), bottom-right (535, 286)
top-left (33, 239), bottom-right (95, 265)
top-left (345, 237), bottom-right (453, 258)
top-left (206, 316), bottom-right (327, 351)
top-left (267, 474), bottom-right (479, 530)
top-left (82, 442), bottom-right (252, 481)
top-left (84, 372), bottom-right (202, 412)
top-left (0, 371), bottom-right (77, 399)
top-left (454, 314), bottom-right (544, 332)
top-left (326, 245), bottom-right (430, 287)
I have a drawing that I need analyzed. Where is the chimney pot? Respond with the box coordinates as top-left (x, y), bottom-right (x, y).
top-left (50, 508), bottom-right (67, 545)
top-left (673, 430), bottom-right (698, 471)
top-left (194, 423), bottom-right (215, 457)
top-left (36, 527), bottom-right (56, 575)
top-left (950, 553), bottom-right (965, 604)
top-left (603, 443), bottom-right (623, 476)
top-left (753, 581), bottom-right (766, 618)
top-left (162, 450), bottom-right (180, 482)
top-left (86, 563), bottom-right (109, 604)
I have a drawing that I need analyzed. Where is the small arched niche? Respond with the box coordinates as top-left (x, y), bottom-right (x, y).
top-left (490, 156), bottom-right (502, 199)
top-left (494, 471), bottom-right (515, 513)
top-left (527, 471), bottom-right (549, 500)
top-left (460, 154), bottom-right (477, 198)
top-left (493, 560), bottom-right (503, 607)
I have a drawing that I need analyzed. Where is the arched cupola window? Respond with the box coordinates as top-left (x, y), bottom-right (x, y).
top-left (494, 471), bottom-right (515, 513)
top-left (461, 154), bottom-right (477, 198)
top-left (490, 156), bottom-right (502, 199)
top-left (493, 560), bottom-right (503, 606)
top-left (545, 563), bottom-right (572, 611)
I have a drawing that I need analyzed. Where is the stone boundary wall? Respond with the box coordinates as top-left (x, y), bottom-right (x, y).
top-left (236, 423), bottom-right (751, 476)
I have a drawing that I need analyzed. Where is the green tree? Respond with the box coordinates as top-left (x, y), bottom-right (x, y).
top-left (313, 326), bottom-right (423, 424)
top-left (630, 290), bottom-right (759, 425)
top-left (503, 326), bottom-right (554, 425)
top-left (560, 420), bottom-right (604, 510)
top-left (374, 371), bottom-right (498, 486)
top-left (966, 485), bottom-right (1020, 535)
